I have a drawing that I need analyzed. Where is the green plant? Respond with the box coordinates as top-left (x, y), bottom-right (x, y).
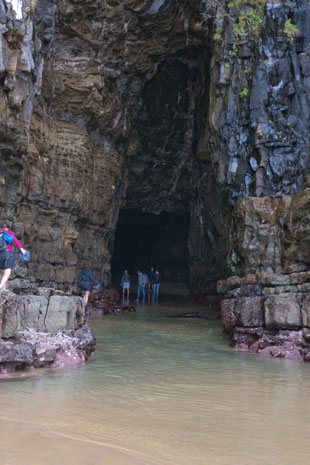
top-left (227, 253), bottom-right (245, 276)
top-left (227, 256), bottom-right (238, 275)
top-left (214, 26), bottom-right (223, 40)
top-left (246, 9), bottom-right (264, 36)
top-left (229, 0), bottom-right (266, 55)
top-left (240, 87), bottom-right (249, 98)
top-left (244, 66), bottom-right (251, 73)
top-left (263, 59), bottom-right (268, 67)
top-left (284, 19), bottom-right (299, 43)
top-left (225, 62), bottom-right (231, 71)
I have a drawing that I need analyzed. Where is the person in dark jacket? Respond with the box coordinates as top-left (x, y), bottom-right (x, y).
top-left (148, 267), bottom-right (155, 294)
top-left (153, 270), bottom-right (161, 300)
top-left (77, 267), bottom-right (98, 305)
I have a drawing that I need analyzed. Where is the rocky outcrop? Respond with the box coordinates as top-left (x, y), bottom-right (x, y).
top-left (218, 188), bottom-right (310, 360)
top-left (86, 288), bottom-right (136, 316)
top-left (0, 289), bottom-right (85, 336)
top-left (0, 326), bottom-right (95, 372)
top-left (0, 290), bottom-right (95, 372)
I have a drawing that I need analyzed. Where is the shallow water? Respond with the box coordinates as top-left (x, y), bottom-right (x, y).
top-left (1, 297), bottom-right (310, 465)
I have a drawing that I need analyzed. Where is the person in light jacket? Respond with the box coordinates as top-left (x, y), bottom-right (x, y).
top-left (135, 270), bottom-right (146, 303)
top-left (121, 270), bottom-right (131, 300)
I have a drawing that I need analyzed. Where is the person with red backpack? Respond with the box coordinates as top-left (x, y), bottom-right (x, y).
top-left (0, 224), bottom-right (27, 289)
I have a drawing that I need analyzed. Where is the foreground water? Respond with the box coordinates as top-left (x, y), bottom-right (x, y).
top-left (1, 297), bottom-right (310, 465)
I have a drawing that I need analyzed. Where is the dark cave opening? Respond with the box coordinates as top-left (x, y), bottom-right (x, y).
top-left (111, 45), bottom-right (216, 296)
top-left (111, 209), bottom-right (190, 283)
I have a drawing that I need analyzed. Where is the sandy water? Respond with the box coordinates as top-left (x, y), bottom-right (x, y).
top-left (1, 297), bottom-right (310, 465)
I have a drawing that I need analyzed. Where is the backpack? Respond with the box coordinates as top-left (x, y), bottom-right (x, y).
top-left (0, 232), bottom-right (7, 252)
top-left (3, 231), bottom-right (13, 244)
top-left (0, 230), bottom-right (14, 253)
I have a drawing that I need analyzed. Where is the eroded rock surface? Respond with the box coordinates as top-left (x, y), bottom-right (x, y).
top-left (0, 290), bottom-right (95, 372)
top-left (0, 326), bottom-right (95, 373)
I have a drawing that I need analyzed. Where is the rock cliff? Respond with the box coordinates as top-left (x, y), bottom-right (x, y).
top-left (1, 0), bottom-right (310, 348)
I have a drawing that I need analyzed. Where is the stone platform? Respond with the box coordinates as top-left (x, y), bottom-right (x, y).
top-left (0, 290), bottom-right (95, 373)
top-left (219, 272), bottom-right (310, 361)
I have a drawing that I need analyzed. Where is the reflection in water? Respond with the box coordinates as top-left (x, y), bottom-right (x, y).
top-left (1, 297), bottom-right (310, 465)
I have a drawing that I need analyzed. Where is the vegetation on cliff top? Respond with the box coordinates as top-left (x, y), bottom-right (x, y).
top-left (284, 19), bottom-right (299, 43)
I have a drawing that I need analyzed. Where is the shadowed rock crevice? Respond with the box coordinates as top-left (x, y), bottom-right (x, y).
top-left (126, 46), bottom-right (211, 214)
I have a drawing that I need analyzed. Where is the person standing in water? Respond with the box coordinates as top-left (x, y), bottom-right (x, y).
top-left (148, 267), bottom-right (155, 294)
top-left (0, 224), bottom-right (27, 289)
top-left (136, 270), bottom-right (146, 303)
top-left (143, 272), bottom-right (151, 302)
top-left (120, 270), bottom-right (131, 300)
top-left (77, 267), bottom-right (98, 305)
top-left (153, 270), bottom-right (161, 300)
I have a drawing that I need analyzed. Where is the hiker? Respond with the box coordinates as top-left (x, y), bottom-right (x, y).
top-left (153, 270), bottom-right (161, 299)
top-left (0, 225), bottom-right (27, 289)
top-left (77, 267), bottom-right (98, 305)
top-left (120, 270), bottom-right (131, 300)
top-left (143, 272), bottom-right (151, 302)
top-left (136, 270), bottom-right (147, 303)
top-left (148, 267), bottom-right (155, 293)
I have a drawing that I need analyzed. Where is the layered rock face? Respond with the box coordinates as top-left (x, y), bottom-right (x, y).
top-left (0, 289), bottom-right (95, 371)
top-left (2, 0), bottom-right (310, 350)
top-left (219, 190), bottom-right (310, 359)
top-left (0, 0), bottom-right (212, 288)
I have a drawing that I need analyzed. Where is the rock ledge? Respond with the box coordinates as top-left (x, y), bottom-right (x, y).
top-left (0, 290), bottom-right (95, 373)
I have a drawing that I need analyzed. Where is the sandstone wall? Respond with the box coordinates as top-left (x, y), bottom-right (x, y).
top-left (0, 0), bottom-right (210, 288)
top-left (1, 0), bottom-right (310, 307)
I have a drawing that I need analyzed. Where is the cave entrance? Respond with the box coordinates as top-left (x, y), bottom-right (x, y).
top-left (111, 209), bottom-right (190, 285)
top-left (111, 44), bottom-right (215, 299)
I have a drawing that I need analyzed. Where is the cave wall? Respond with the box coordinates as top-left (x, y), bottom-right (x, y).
top-left (1, 0), bottom-right (310, 303)
top-left (0, 0), bottom-right (211, 286)
top-left (189, 0), bottom-right (310, 303)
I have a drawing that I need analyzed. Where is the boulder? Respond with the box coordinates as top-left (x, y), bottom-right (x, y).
top-left (259, 272), bottom-right (290, 286)
top-left (0, 290), bottom-right (21, 338)
top-left (44, 295), bottom-right (85, 332)
top-left (221, 296), bottom-right (264, 331)
top-left (301, 295), bottom-right (310, 327)
top-left (0, 290), bottom-right (85, 337)
top-left (262, 285), bottom-right (298, 296)
top-left (0, 326), bottom-right (96, 371)
top-left (265, 295), bottom-right (302, 329)
top-left (20, 295), bottom-right (48, 331)
top-left (290, 271), bottom-right (310, 285)
top-left (0, 340), bottom-right (34, 364)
